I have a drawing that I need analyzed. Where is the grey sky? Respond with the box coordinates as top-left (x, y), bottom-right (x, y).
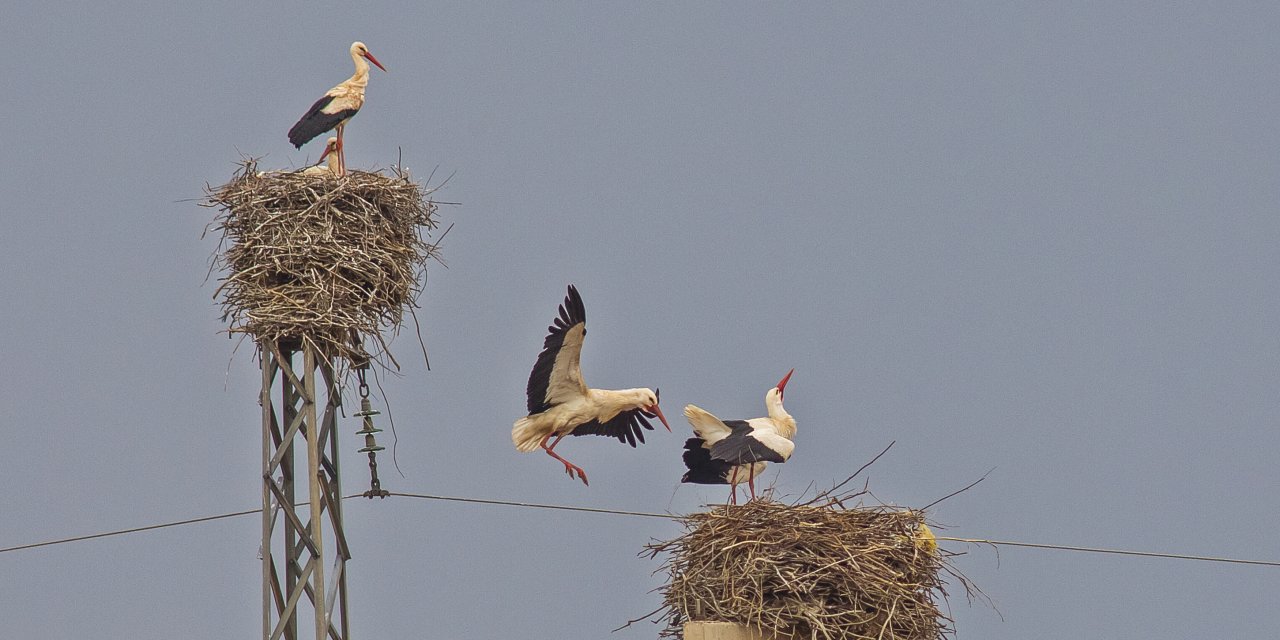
top-left (2, 2), bottom-right (1278, 638)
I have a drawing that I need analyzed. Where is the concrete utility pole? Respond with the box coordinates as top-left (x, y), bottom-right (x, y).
top-left (684, 622), bottom-right (800, 640)
top-left (260, 343), bottom-right (350, 640)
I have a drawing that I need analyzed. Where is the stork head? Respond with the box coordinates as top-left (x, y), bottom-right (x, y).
top-left (351, 42), bottom-right (387, 72)
top-left (775, 368), bottom-right (794, 400)
top-left (765, 370), bottom-right (796, 433)
top-left (637, 388), bottom-right (672, 432)
top-left (318, 137), bottom-right (339, 162)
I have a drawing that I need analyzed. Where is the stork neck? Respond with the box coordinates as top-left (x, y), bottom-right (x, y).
top-left (348, 53), bottom-right (371, 88)
top-left (765, 389), bottom-right (795, 438)
top-left (589, 388), bottom-right (651, 416)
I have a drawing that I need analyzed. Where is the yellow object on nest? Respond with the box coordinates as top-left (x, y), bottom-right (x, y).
top-left (916, 522), bottom-right (938, 555)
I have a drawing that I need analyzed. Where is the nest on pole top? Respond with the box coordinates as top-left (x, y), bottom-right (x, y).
top-left (647, 498), bottom-right (955, 640)
top-left (204, 160), bottom-right (442, 365)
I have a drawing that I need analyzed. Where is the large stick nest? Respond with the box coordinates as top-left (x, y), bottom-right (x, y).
top-left (204, 160), bottom-right (442, 364)
top-left (647, 499), bottom-right (952, 640)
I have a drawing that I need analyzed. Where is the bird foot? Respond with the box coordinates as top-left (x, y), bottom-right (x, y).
top-left (561, 462), bottom-right (589, 486)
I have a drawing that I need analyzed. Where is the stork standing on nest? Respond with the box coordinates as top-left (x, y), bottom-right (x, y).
top-left (512, 285), bottom-right (672, 486)
top-left (288, 41), bottom-right (387, 176)
top-left (681, 369), bottom-right (796, 504)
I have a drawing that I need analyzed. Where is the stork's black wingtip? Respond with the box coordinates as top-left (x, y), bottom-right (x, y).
top-left (563, 284), bottom-right (585, 323)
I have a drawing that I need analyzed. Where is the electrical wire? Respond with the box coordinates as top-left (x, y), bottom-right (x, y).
top-left (385, 492), bottom-right (1280, 568)
top-left (2, 492), bottom-right (1278, 568)
top-left (0, 508), bottom-right (259, 555)
top-left (935, 536), bottom-right (1280, 567)
top-left (386, 491), bottom-right (672, 519)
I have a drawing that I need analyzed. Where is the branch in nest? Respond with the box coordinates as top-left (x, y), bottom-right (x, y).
top-left (644, 476), bottom-right (962, 640)
top-left (202, 160), bottom-right (445, 380)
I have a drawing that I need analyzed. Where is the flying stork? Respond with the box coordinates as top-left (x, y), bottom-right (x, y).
top-left (680, 369), bottom-right (796, 504)
top-left (287, 41), bottom-right (387, 176)
top-left (512, 285), bottom-right (671, 486)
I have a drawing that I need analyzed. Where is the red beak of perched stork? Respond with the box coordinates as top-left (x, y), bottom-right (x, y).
top-left (776, 368), bottom-right (794, 399)
top-left (362, 50), bottom-right (387, 72)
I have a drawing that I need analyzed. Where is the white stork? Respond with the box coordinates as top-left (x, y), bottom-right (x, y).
top-left (512, 285), bottom-right (671, 486)
top-left (288, 41), bottom-right (386, 176)
top-left (680, 369), bottom-right (796, 504)
top-left (254, 137), bottom-right (338, 178)
top-left (299, 137), bottom-right (341, 176)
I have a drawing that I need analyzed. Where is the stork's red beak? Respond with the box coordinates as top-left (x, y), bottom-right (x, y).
top-left (364, 51), bottom-right (387, 72)
top-left (646, 403), bottom-right (672, 432)
top-left (319, 144), bottom-right (334, 162)
top-left (776, 368), bottom-right (794, 398)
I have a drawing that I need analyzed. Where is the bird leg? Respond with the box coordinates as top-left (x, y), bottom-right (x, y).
top-left (748, 474), bottom-right (757, 502)
top-left (540, 433), bottom-right (589, 486)
top-left (727, 468), bottom-right (739, 506)
top-left (336, 122), bottom-right (347, 176)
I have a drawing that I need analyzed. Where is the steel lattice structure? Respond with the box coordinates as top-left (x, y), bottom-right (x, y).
top-left (260, 344), bottom-right (350, 640)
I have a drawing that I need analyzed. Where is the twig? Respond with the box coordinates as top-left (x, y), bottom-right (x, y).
top-left (371, 362), bottom-right (405, 479)
top-left (920, 468), bottom-right (992, 512)
top-left (800, 440), bottom-right (894, 506)
top-left (611, 604), bottom-right (666, 632)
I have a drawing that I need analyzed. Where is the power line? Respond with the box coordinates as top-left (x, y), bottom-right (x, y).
top-left (386, 491), bottom-right (673, 519)
top-left (936, 536), bottom-right (1280, 568)
top-left (386, 492), bottom-right (1280, 568)
top-left (2, 492), bottom-right (1278, 568)
top-left (0, 507), bottom-right (259, 555)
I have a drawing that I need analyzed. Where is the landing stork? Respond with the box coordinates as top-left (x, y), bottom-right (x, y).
top-left (288, 41), bottom-right (387, 176)
top-left (681, 369), bottom-right (796, 504)
top-left (512, 285), bottom-right (671, 486)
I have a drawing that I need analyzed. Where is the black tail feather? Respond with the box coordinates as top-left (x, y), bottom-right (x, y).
top-left (681, 437), bottom-right (732, 485)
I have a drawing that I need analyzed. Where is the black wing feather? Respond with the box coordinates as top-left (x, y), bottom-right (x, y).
top-left (571, 407), bottom-right (657, 447)
top-left (709, 421), bottom-right (787, 464)
top-left (288, 95), bottom-right (358, 148)
top-left (681, 437), bottom-right (733, 484)
top-left (525, 285), bottom-right (586, 414)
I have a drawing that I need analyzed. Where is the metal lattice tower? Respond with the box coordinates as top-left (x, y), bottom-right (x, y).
top-left (260, 343), bottom-right (350, 640)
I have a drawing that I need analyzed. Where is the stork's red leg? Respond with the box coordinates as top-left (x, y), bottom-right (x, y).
top-left (336, 122), bottom-right (347, 176)
top-left (540, 433), bottom-right (589, 486)
top-left (748, 473), bottom-right (757, 502)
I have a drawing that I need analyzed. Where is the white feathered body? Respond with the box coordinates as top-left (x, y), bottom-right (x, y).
top-left (513, 388), bottom-right (657, 452)
top-left (682, 385), bottom-right (796, 488)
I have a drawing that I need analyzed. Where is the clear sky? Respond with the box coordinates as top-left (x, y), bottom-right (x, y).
top-left (1, 2), bottom-right (1278, 638)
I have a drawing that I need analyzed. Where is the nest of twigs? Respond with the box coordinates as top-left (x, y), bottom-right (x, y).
top-left (647, 499), bottom-right (951, 640)
top-left (204, 160), bottom-right (442, 364)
